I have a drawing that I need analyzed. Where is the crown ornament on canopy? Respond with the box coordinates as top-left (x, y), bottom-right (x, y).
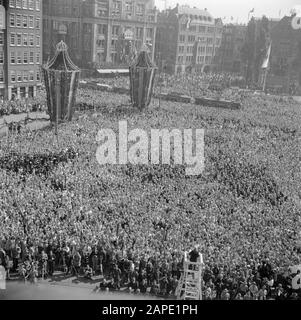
top-left (44, 41), bottom-right (80, 72)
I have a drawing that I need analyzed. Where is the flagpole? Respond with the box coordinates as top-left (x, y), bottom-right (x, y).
top-left (262, 67), bottom-right (268, 93)
top-left (262, 41), bottom-right (272, 93)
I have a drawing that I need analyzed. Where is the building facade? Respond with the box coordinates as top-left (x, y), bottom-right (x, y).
top-left (218, 23), bottom-right (246, 74)
top-left (155, 5), bottom-right (223, 74)
top-left (268, 15), bottom-right (301, 93)
top-left (0, 0), bottom-right (42, 100)
top-left (43, 0), bottom-right (157, 69)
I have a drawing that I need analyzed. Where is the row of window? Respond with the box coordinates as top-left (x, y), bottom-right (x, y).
top-left (0, 70), bottom-right (40, 83)
top-left (111, 1), bottom-right (145, 14)
top-left (177, 55), bottom-right (212, 63)
top-left (178, 45), bottom-right (215, 53)
top-left (6, 51), bottom-right (40, 64)
top-left (10, 33), bottom-right (41, 47)
top-left (180, 25), bottom-right (217, 34)
top-left (9, 0), bottom-right (41, 11)
top-left (179, 35), bottom-right (218, 43)
top-left (97, 24), bottom-right (153, 38)
top-left (9, 14), bottom-right (41, 29)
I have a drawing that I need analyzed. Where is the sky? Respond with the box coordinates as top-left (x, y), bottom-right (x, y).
top-left (155, 0), bottom-right (301, 24)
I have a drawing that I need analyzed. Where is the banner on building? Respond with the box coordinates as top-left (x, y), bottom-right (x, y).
top-left (261, 43), bottom-right (272, 69)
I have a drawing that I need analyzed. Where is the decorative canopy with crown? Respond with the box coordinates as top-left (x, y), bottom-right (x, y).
top-left (42, 41), bottom-right (80, 126)
top-left (44, 41), bottom-right (80, 72)
top-left (129, 45), bottom-right (157, 110)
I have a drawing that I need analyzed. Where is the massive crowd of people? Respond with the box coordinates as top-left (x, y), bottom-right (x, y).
top-left (0, 95), bottom-right (46, 117)
top-left (0, 72), bottom-right (300, 300)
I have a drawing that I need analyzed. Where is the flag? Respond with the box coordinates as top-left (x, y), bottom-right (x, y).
top-left (262, 42), bottom-right (272, 69)
top-left (186, 17), bottom-right (191, 29)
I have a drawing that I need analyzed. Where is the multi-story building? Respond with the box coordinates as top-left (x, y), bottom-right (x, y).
top-left (0, 0), bottom-right (42, 100)
top-left (42, 0), bottom-right (157, 69)
top-left (155, 5), bottom-right (223, 74)
top-left (218, 23), bottom-right (246, 74)
top-left (268, 15), bottom-right (301, 93)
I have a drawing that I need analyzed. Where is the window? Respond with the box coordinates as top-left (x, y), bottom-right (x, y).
top-left (187, 46), bottom-right (193, 53)
top-left (22, 0), bottom-right (28, 9)
top-left (11, 71), bottom-right (16, 82)
top-left (11, 52), bottom-right (16, 64)
top-left (0, 70), bottom-right (4, 83)
top-left (0, 34), bottom-right (3, 46)
top-left (36, 35), bottom-right (40, 46)
top-left (178, 46), bottom-right (184, 53)
top-left (23, 33), bottom-right (28, 46)
top-left (136, 3), bottom-right (144, 14)
top-left (111, 39), bottom-right (117, 50)
top-left (10, 33), bottom-right (16, 46)
top-left (23, 15), bottom-right (28, 28)
top-left (189, 25), bottom-right (196, 32)
top-left (36, 52), bottom-right (40, 64)
top-left (125, 2), bottom-right (133, 12)
top-left (16, 0), bottom-right (21, 8)
top-left (96, 39), bottom-right (105, 48)
top-left (207, 37), bottom-right (213, 45)
top-left (36, 0), bottom-right (40, 11)
top-left (16, 14), bottom-right (21, 27)
top-left (29, 70), bottom-right (34, 81)
top-left (29, 34), bottom-right (34, 46)
top-left (29, 51), bottom-right (34, 63)
top-left (112, 1), bottom-right (121, 13)
top-left (179, 35), bottom-right (185, 43)
top-left (0, 51), bottom-right (3, 64)
top-left (206, 46), bottom-right (213, 54)
top-left (136, 27), bottom-right (143, 39)
top-left (23, 71), bottom-right (29, 82)
top-left (98, 24), bottom-right (106, 34)
top-left (17, 33), bottom-right (22, 46)
top-left (36, 70), bottom-right (40, 81)
top-left (188, 35), bottom-right (195, 43)
top-left (23, 51), bottom-right (28, 64)
top-left (17, 71), bottom-right (22, 82)
top-left (10, 0), bottom-right (16, 8)
top-left (35, 17), bottom-right (40, 29)
top-left (28, 0), bottom-right (34, 10)
top-left (199, 26), bottom-right (206, 33)
top-left (17, 52), bottom-right (22, 64)
top-left (146, 28), bottom-right (153, 38)
top-left (198, 46), bottom-right (205, 54)
top-left (112, 26), bottom-right (120, 36)
top-left (29, 16), bottom-right (34, 28)
top-left (10, 13), bottom-right (15, 27)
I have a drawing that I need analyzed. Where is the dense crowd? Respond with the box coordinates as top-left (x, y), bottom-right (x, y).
top-left (0, 75), bottom-right (300, 300)
top-left (0, 97), bottom-right (47, 118)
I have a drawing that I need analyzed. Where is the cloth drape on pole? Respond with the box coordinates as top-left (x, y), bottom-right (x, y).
top-left (42, 41), bottom-right (80, 124)
top-left (129, 45), bottom-right (157, 110)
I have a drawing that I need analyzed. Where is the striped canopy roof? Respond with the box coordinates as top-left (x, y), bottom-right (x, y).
top-left (44, 41), bottom-right (80, 72)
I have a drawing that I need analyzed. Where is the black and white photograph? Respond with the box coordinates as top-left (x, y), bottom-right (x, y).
top-left (0, 0), bottom-right (300, 311)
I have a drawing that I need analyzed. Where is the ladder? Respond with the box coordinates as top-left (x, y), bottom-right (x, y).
top-left (176, 253), bottom-right (203, 300)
